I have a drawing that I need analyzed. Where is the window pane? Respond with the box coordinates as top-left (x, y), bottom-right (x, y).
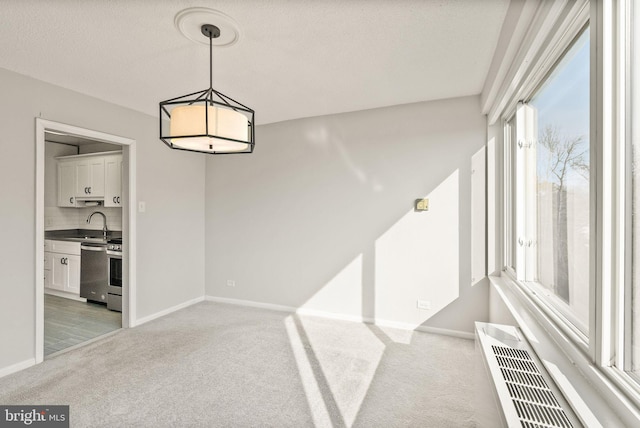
top-left (529, 28), bottom-right (590, 332)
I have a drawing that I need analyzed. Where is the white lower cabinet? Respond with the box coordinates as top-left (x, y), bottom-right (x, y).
top-left (44, 240), bottom-right (81, 296)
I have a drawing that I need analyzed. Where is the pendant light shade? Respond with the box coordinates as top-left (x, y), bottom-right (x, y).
top-left (169, 104), bottom-right (250, 152)
top-left (159, 23), bottom-right (255, 154)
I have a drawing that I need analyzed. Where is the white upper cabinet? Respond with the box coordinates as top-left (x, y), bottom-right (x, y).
top-left (56, 152), bottom-right (122, 208)
top-left (57, 160), bottom-right (77, 207)
top-left (104, 154), bottom-right (123, 207)
top-left (76, 157), bottom-right (105, 198)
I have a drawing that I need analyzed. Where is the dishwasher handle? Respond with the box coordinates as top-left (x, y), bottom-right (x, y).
top-left (81, 244), bottom-right (107, 252)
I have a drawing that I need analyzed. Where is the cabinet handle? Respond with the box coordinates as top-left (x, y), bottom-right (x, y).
top-left (113, 197), bottom-right (117, 203)
top-left (69, 197), bottom-right (73, 204)
top-left (117, 197), bottom-right (120, 204)
top-left (84, 187), bottom-right (88, 194)
top-left (60, 258), bottom-right (66, 265)
top-left (88, 187), bottom-right (92, 194)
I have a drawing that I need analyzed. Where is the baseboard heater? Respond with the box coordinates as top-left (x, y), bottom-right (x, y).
top-left (475, 322), bottom-right (582, 428)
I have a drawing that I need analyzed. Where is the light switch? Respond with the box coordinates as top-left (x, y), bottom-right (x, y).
top-left (414, 198), bottom-right (429, 212)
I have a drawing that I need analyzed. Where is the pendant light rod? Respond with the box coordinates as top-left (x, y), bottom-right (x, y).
top-left (200, 24), bottom-right (220, 90)
top-left (209, 31), bottom-right (213, 89)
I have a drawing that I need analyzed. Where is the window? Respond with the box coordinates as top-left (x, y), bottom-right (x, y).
top-left (498, 0), bottom-right (640, 417)
top-left (510, 28), bottom-right (591, 335)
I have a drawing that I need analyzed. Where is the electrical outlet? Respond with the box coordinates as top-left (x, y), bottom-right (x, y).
top-left (417, 300), bottom-right (431, 310)
top-left (226, 280), bottom-right (235, 287)
top-left (138, 201), bottom-right (146, 213)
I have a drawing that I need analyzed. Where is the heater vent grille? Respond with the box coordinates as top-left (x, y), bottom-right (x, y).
top-left (491, 345), bottom-right (573, 428)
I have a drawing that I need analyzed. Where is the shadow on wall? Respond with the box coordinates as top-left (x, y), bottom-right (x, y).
top-left (205, 96), bottom-right (487, 334)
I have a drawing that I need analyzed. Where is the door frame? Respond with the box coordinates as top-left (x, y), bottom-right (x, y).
top-left (35, 118), bottom-right (137, 364)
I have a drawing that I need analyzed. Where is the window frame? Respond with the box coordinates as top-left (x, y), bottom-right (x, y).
top-left (503, 116), bottom-right (515, 272)
top-left (503, 21), bottom-right (592, 356)
top-left (520, 25), bottom-right (592, 338)
top-left (619, 0), bottom-right (639, 385)
top-left (496, 0), bottom-right (640, 416)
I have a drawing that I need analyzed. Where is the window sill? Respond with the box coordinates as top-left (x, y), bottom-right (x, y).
top-left (489, 274), bottom-right (640, 427)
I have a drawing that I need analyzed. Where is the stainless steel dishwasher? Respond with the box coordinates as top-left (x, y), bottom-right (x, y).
top-left (80, 243), bottom-right (108, 303)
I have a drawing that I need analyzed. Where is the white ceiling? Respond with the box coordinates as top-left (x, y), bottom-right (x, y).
top-left (0, 0), bottom-right (509, 125)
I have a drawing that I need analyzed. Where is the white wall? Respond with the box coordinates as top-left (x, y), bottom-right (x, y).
top-left (205, 96), bottom-right (489, 333)
top-left (0, 68), bottom-right (205, 371)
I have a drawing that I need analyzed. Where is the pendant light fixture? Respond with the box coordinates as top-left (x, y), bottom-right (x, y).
top-left (159, 23), bottom-right (254, 154)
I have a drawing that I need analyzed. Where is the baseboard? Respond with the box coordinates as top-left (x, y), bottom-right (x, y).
top-left (205, 295), bottom-right (474, 339)
top-left (44, 289), bottom-right (87, 302)
top-left (296, 307), bottom-right (370, 324)
top-left (373, 318), bottom-right (476, 340)
top-left (135, 295), bottom-right (205, 326)
top-left (205, 295), bottom-right (294, 313)
top-left (415, 325), bottom-right (475, 340)
top-left (204, 296), bottom-right (368, 324)
top-left (0, 358), bottom-right (36, 379)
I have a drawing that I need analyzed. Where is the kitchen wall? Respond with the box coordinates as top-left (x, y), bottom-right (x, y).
top-left (0, 68), bottom-right (205, 372)
top-left (205, 96), bottom-right (488, 334)
top-left (44, 142), bottom-right (122, 231)
top-left (44, 207), bottom-right (123, 232)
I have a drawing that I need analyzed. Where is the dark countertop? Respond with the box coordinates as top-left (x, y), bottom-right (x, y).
top-left (45, 229), bottom-right (122, 245)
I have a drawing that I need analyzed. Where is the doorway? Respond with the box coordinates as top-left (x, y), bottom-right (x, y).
top-left (35, 119), bottom-right (137, 363)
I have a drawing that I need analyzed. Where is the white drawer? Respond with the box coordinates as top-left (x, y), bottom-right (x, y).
top-left (48, 240), bottom-right (81, 256)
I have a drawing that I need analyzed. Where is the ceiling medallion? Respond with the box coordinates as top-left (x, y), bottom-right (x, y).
top-left (174, 7), bottom-right (240, 47)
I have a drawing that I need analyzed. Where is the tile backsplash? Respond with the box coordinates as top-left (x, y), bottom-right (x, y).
top-left (45, 206), bottom-right (122, 231)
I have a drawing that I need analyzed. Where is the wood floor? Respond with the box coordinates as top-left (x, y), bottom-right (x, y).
top-left (44, 294), bottom-right (121, 356)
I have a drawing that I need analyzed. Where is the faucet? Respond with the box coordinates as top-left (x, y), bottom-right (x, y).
top-left (87, 211), bottom-right (108, 239)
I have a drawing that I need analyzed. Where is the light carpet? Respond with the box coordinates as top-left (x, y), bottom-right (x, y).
top-left (0, 302), bottom-right (488, 427)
